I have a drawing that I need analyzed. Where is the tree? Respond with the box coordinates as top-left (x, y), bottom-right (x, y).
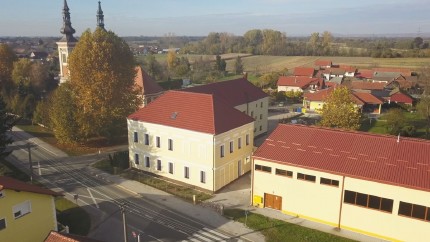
top-left (0, 43), bottom-right (17, 90)
top-left (417, 95), bottom-right (430, 138)
top-left (384, 108), bottom-right (407, 135)
top-left (0, 95), bottom-right (19, 158)
top-left (142, 54), bottom-right (165, 81)
top-left (50, 83), bottom-right (80, 144)
top-left (234, 56), bottom-right (244, 75)
top-left (166, 49), bottom-right (177, 71)
top-left (319, 87), bottom-right (362, 130)
top-left (68, 28), bottom-right (141, 141)
top-left (215, 55), bottom-right (226, 73)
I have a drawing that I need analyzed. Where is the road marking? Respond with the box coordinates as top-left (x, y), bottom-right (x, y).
top-left (87, 188), bottom-right (100, 209)
top-left (202, 228), bottom-right (229, 238)
top-left (190, 232), bottom-right (213, 242)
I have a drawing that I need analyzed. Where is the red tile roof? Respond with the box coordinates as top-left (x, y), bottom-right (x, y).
top-left (339, 65), bottom-right (357, 73)
top-left (182, 78), bottom-right (268, 107)
top-left (356, 69), bottom-right (374, 79)
top-left (351, 81), bottom-right (386, 90)
top-left (294, 67), bottom-right (315, 77)
top-left (44, 231), bottom-right (104, 242)
top-left (253, 124), bottom-right (430, 192)
top-left (304, 87), bottom-right (364, 105)
top-left (0, 176), bottom-right (62, 196)
top-left (352, 92), bottom-right (383, 104)
top-left (134, 66), bottom-right (164, 95)
top-left (128, 91), bottom-right (254, 135)
top-left (314, 60), bottom-right (332, 67)
top-left (373, 67), bottom-right (412, 77)
top-left (277, 76), bottom-right (321, 89)
top-left (389, 92), bottom-right (414, 104)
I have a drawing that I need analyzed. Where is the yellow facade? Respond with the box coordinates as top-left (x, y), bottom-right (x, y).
top-left (128, 120), bottom-right (254, 192)
top-left (252, 159), bottom-right (430, 242)
top-left (0, 189), bottom-right (57, 242)
top-left (234, 97), bottom-right (268, 137)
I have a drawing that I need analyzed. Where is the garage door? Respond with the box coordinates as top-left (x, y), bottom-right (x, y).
top-left (264, 193), bottom-right (282, 210)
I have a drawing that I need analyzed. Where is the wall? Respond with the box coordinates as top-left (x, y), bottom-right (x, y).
top-left (0, 190), bottom-right (56, 242)
top-left (234, 96), bottom-right (269, 137)
top-left (277, 86), bottom-right (303, 93)
top-left (252, 158), bottom-right (430, 242)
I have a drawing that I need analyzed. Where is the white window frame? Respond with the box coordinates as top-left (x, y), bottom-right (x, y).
top-left (246, 134), bottom-right (250, 145)
top-left (145, 156), bottom-right (150, 168)
top-left (157, 159), bottom-right (162, 171)
top-left (134, 154), bottom-right (140, 165)
top-left (168, 139), bottom-right (173, 151)
top-left (238, 138), bottom-right (242, 149)
top-left (168, 162), bottom-right (174, 174)
top-left (144, 134), bottom-right (149, 145)
top-left (220, 145), bottom-right (225, 158)
top-left (133, 132), bottom-right (138, 143)
top-left (229, 141), bottom-right (234, 153)
top-left (156, 136), bottom-right (161, 148)
top-left (184, 166), bottom-right (190, 179)
top-left (200, 171), bottom-right (206, 184)
top-left (13, 200), bottom-right (31, 219)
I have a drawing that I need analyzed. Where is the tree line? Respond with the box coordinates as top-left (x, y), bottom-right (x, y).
top-left (178, 29), bottom-right (430, 58)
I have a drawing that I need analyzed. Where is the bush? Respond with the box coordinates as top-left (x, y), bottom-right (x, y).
top-left (401, 125), bottom-right (416, 137)
top-left (109, 151), bottom-right (129, 169)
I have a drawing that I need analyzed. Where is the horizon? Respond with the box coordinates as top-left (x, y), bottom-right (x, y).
top-left (1, 0), bottom-right (429, 37)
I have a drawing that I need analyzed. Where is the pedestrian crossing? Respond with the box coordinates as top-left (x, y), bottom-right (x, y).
top-left (182, 227), bottom-right (242, 242)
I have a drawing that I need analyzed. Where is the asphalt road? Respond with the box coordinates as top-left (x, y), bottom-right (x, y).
top-left (7, 128), bottom-right (242, 242)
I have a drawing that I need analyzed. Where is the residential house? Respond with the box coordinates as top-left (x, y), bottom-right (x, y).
top-left (127, 90), bottom-right (255, 192)
top-left (356, 69), bottom-right (374, 80)
top-left (293, 67), bottom-right (315, 77)
top-left (252, 124), bottom-right (430, 242)
top-left (385, 89), bottom-right (414, 106)
top-left (340, 65), bottom-right (357, 77)
top-left (314, 60), bottom-right (332, 70)
top-left (277, 76), bottom-right (324, 93)
top-left (0, 176), bottom-right (62, 242)
top-left (182, 78), bottom-right (269, 137)
top-left (325, 76), bottom-right (343, 88)
top-left (352, 91), bottom-right (383, 114)
top-left (302, 87), bottom-right (365, 112)
top-left (134, 66), bottom-right (164, 107)
top-left (44, 231), bottom-right (104, 242)
top-left (373, 67), bottom-right (412, 77)
top-left (29, 51), bottom-right (48, 61)
top-left (322, 68), bottom-right (347, 80)
top-left (372, 72), bottom-right (402, 83)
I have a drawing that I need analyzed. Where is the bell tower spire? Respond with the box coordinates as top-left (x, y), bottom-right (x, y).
top-left (57, 0), bottom-right (77, 84)
top-left (97, 1), bottom-right (105, 30)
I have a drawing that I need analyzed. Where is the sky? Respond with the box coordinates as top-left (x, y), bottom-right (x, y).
top-left (1, 0), bottom-right (430, 37)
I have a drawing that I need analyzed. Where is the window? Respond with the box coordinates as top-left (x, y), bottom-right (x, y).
top-left (238, 138), bottom-right (242, 149)
top-left (297, 173), bottom-right (316, 182)
top-left (275, 169), bottom-right (293, 178)
top-left (259, 125), bottom-right (262, 131)
top-left (0, 218), bottom-right (5, 230)
top-left (168, 162), bottom-right (173, 174)
top-left (246, 134), bottom-right (250, 146)
top-left (229, 141), bottom-right (234, 153)
top-left (200, 171), bottom-right (206, 183)
top-left (343, 190), bottom-right (393, 213)
top-left (168, 139), bottom-right (173, 151)
top-left (255, 164), bottom-right (271, 173)
top-left (251, 111), bottom-right (254, 119)
top-left (220, 145), bottom-right (225, 158)
top-left (144, 134), bottom-right (149, 145)
top-left (320, 177), bottom-right (339, 187)
top-left (260, 114), bottom-right (263, 120)
top-left (184, 167), bottom-right (190, 179)
top-left (133, 132), bottom-right (138, 142)
top-left (157, 159), bottom-right (162, 171)
top-left (156, 136), bottom-right (160, 148)
top-left (260, 102), bottom-right (263, 108)
top-left (13, 200), bottom-right (31, 219)
top-left (399, 201), bottom-right (430, 221)
top-left (145, 156), bottom-right (150, 168)
top-left (134, 154), bottom-right (139, 165)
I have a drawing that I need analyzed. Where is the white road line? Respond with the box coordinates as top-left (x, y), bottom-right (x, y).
top-left (87, 188), bottom-right (100, 209)
top-left (202, 227), bottom-right (230, 238)
top-left (184, 238), bottom-right (200, 242)
top-left (148, 234), bottom-right (163, 242)
top-left (190, 232), bottom-right (213, 242)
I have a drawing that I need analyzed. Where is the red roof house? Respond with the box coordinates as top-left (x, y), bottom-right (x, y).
top-left (351, 81), bottom-right (386, 90)
top-left (388, 92), bottom-right (414, 105)
top-left (0, 176), bottom-right (62, 197)
top-left (293, 67), bottom-right (315, 77)
top-left (134, 66), bottom-right (164, 107)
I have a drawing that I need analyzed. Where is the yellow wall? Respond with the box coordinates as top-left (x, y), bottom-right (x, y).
top-left (0, 190), bottom-right (57, 242)
top-left (307, 100), bottom-right (324, 112)
top-left (234, 97), bottom-right (268, 137)
top-left (252, 158), bottom-right (430, 242)
top-left (128, 120), bottom-right (254, 191)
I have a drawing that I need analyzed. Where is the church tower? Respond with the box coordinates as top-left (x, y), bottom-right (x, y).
top-left (97, 1), bottom-right (105, 30)
top-left (57, 0), bottom-right (77, 84)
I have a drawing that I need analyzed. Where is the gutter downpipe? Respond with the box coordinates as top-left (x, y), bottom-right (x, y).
top-left (338, 175), bottom-right (346, 230)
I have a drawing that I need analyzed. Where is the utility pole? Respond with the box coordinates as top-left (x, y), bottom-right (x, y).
top-left (27, 143), bottom-right (33, 183)
top-left (120, 203), bottom-right (128, 242)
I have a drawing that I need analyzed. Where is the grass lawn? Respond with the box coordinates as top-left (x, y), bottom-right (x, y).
top-left (1, 158), bottom-right (91, 235)
top-left (224, 209), bottom-right (356, 242)
top-left (92, 159), bottom-right (213, 202)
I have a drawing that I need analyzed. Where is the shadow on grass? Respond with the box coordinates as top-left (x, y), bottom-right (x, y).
top-left (56, 199), bottom-right (91, 236)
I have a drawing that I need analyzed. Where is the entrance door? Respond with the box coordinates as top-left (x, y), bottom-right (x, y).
top-left (238, 160), bottom-right (242, 177)
top-left (264, 193), bottom-right (282, 210)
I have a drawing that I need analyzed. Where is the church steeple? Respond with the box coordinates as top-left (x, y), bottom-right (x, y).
top-left (97, 1), bottom-right (105, 30)
top-left (60, 0), bottom-right (77, 42)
